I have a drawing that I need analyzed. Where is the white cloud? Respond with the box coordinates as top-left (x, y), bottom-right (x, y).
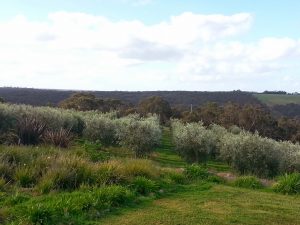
top-left (0, 11), bottom-right (299, 91)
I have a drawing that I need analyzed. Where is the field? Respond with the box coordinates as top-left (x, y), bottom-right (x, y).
top-left (101, 129), bottom-right (300, 225)
top-left (1, 129), bottom-right (300, 224)
top-left (1, 103), bottom-right (300, 224)
top-left (100, 183), bottom-right (300, 225)
top-left (254, 94), bottom-right (300, 106)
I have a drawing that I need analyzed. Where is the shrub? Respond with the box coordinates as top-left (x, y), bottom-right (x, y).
top-left (0, 103), bottom-right (85, 136)
top-left (233, 176), bottom-right (263, 189)
top-left (95, 160), bottom-right (124, 185)
top-left (166, 171), bottom-right (186, 184)
top-left (38, 156), bottom-right (95, 192)
top-left (15, 167), bottom-right (37, 188)
top-left (206, 175), bottom-right (225, 184)
top-left (219, 132), bottom-right (282, 178)
top-left (28, 204), bottom-right (53, 225)
top-left (83, 115), bottom-right (117, 145)
top-left (172, 120), bottom-right (216, 163)
top-left (184, 164), bottom-right (209, 180)
top-left (43, 128), bottom-right (73, 148)
top-left (116, 115), bottom-right (161, 157)
top-left (118, 159), bottom-right (160, 179)
top-left (130, 176), bottom-right (158, 195)
top-left (16, 117), bottom-right (46, 145)
top-left (273, 173), bottom-right (300, 195)
top-left (172, 120), bottom-right (300, 178)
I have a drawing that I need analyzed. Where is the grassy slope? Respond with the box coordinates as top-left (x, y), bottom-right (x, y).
top-left (99, 128), bottom-right (300, 225)
top-left (99, 183), bottom-right (300, 225)
top-left (254, 94), bottom-right (300, 106)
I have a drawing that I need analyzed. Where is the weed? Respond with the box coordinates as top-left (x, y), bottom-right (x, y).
top-left (273, 173), bottom-right (300, 194)
top-left (233, 176), bottom-right (263, 189)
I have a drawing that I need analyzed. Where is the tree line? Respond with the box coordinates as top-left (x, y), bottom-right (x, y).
top-left (57, 93), bottom-right (300, 143)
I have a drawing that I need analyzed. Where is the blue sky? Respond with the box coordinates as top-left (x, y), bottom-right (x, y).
top-left (0, 0), bottom-right (300, 91)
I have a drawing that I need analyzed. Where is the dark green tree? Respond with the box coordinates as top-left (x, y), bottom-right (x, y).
top-left (138, 96), bottom-right (172, 124)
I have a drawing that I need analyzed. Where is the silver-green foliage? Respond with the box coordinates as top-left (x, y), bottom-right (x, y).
top-left (116, 114), bottom-right (161, 157)
top-left (171, 120), bottom-right (217, 163)
top-left (171, 120), bottom-right (300, 177)
top-left (0, 103), bottom-right (84, 134)
top-left (0, 103), bottom-right (162, 155)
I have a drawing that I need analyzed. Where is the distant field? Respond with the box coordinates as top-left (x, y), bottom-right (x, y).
top-left (254, 94), bottom-right (300, 106)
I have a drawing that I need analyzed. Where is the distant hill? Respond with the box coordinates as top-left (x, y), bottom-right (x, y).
top-left (253, 94), bottom-right (300, 118)
top-left (253, 94), bottom-right (300, 106)
top-left (0, 87), bottom-right (261, 108)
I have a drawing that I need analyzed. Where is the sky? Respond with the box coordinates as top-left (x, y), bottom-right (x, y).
top-left (0, 0), bottom-right (300, 92)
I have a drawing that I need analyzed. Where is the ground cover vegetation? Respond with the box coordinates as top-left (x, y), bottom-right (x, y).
top-left (1, 99), bottom-right (300, 224)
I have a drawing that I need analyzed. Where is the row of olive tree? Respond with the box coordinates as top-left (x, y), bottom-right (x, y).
top-left (0, 103), bottom-right (161, 156)
top-left (171, 120), bottom-right (300, 178)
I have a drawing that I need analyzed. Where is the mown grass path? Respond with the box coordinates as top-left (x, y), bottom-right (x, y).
top-left (98, 128), bottom-right (300, 225)
top-left (99, 183), bottom-right (300, 225)
top-left (150, 127), bottom-right (186, 168)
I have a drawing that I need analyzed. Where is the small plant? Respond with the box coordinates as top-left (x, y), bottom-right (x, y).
top-left (15, 167), bottom-right (37, 188)
top-left (167, 171), bottom-right (187, 184)
top-left (130, 176), bottom-right (158, 195)
top-left (38, 156), bottom-right (95, 192)
top-left (28, 204), bottom-right (53, 225)
top-left (119, 159), bottom-right (160, 179)
top-left (43, 128), bottom-right (73, 148)
top-left (95, 161), bottom-right (124, 185)
top-left (184, 164), bottom-right (209, 180)
top-left (37, 179), bottom-right (55, 194)
top-left (273, 173), bottom-right (300, 195)
top-left (17, 117), bottom-right (46, 145)
top-left (206, 175), bottom-right (225, 184)
top-left (233, 176), bottom-right (263, 189)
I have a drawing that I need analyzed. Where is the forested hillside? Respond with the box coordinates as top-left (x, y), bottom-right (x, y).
top-left (0, 87), bottom-right (260, 107)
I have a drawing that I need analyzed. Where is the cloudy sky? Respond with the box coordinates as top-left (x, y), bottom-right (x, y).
top-left (0, 0), bottom-right (300, 91)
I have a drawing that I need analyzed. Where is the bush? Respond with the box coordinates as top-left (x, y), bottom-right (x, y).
top-left (166, 171), bottom-right (186, 184)
top-left (172, 120), bottom-right (300, 178)
top-left (16, 117), bottom-right (46, 145)
top-left (38, 156), bottom-right (95, 192)
top-left (220, 132), bottom-right (282, 178)
top-left (43, 128), bottom-right (73, 148)
top-left (172, 120), bottom-right (217, 163)
top-left (184, 164), bottom-right (209, 180)
top-left (95, 160), bottom-right (124, 185)
top-left (0, 103), bottom-right (85, 137)
top-left (15, 167), bottom-right (37, 188)
top-left (130, 176), bottom-right (158, 195)
top-left (273, 173), bottom-right (300, 195)
top-left (206, 175), bottom-right (225, 184)
top-left (83, 114), bottom-right (117, 145)
top-left (233, 176), bottom-right (263, 189)
top-left (118, 159), bottom-right (160, 179)
top-left (116, 115), bottom-right (161, 157)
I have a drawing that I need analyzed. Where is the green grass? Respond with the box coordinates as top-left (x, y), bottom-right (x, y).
top-left (151, 128), bottom-right (186, 168)
top-left (2, 128), bottom-right (300, 224)
top-left (254, 94), bottom-right (300, 106)
top-left (99, 183), bottom-right (300, 225)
